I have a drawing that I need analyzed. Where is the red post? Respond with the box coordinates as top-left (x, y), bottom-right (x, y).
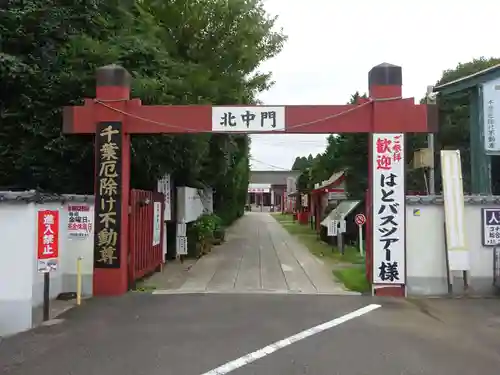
top-left (93, 65), bottom-right (131, 295)
top-left (365, 189), bottom-right (372, 283)
top-left (368, 63), bottom-right (405, 297)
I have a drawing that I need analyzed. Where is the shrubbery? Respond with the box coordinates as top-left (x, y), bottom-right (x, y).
top-left (187, 214), bottom-right (226, 258)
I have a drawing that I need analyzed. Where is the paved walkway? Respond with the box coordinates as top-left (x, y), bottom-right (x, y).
top-left (152, 212), bottom-right (354, 295)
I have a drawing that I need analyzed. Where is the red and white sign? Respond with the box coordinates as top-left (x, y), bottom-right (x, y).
top-left (372, 133), bottom-right (405, 285)
top-left (37, 210), bottom-right (59, 273)
top-left (67, 204), bottom-right (92, 239)
top-left (355, 213), bottom-right (366, 226)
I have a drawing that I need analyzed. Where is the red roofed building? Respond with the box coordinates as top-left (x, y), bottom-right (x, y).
top-left (310, 171), bottom-right (347, 232)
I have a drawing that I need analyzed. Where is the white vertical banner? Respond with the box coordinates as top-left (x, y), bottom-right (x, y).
top-left (157, 174), bottom-right (171, 261)
top-left (157, 174), bottom-right (172, 221)
top-left (441, 150), bottom-right (469, 270)
top-left (152, 201), bottom-right (161, 246)
top-left (482, 77), bottom-right (500, 153)
top-left (372, 133), bottom-right (406, 285)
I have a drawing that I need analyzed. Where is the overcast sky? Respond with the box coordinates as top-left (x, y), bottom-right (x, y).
top-left (250, 0), bottom-right (499, 171)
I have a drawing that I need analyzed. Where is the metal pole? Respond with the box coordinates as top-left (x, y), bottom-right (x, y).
top-left (358, 225), bottom-right (364, 256)
top-left (338, 232), bottom-right (344, 255)
top-left (43, 272), bottom-right (50, 321)
top-left (76, 257), bottom-right (83, 306)
top-left (428, 133), bottom-right (436, 195)
top-left (426, 86), bottom-right (436, 195)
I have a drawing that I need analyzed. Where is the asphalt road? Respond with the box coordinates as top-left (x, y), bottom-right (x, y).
top-left (2, 294), bottom-right (500, 375)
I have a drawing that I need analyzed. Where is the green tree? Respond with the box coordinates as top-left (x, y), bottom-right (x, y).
top-left (291, 156), bottom-right (311, 170)
top-left (296, 92), bottom-right (369, 198)
top-left (0, 0), bottom-right (286, 225)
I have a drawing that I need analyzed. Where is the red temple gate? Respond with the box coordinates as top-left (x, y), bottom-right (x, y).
top-left (63, 62), bottom-right (437, 298)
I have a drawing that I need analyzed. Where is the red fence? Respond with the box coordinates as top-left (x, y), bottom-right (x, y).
top-left (129, 189), bottom-right (164, 285)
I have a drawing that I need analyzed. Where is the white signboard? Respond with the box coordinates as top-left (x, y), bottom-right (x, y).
top-left (339, 219), bottom-right (346, 233)
top-left (482, 77), bottom-right (500, 153)
top-left (177, 222), bottom-right (187, 237)
top-left (67, 204), bottom-right (92, 239)
top-left (153, 201), bottom-right (161, 246)
top-left (177, 187), bottom-right (204, 223)
top-left (301, 194), bottom-right (308, 207)
top-left (248, 188), bottom-right (270, 193)
top-left (212, 106), bottom-right (285, 132)
top-left (372, 133), bottom-right (406, 285)
top-left (327, 220), bottom-right (338, 236)
top-left (176, 236), bottom-right (188, 255)
top-left (482, 208), bottom-right (500, 246)
top-left (157, 174), bottom-right (172, 221)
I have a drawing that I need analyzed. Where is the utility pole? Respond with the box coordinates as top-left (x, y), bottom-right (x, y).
top-left (426, 86), bottom-right (437, 195)
top-left (428, 132), bottom-right (435, 194)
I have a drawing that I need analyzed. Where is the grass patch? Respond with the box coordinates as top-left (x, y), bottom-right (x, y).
top-left (273, 212), bottom-right (369, 292)
top-left (273, 213), bottom-right (364, 265)
top-left (132, 281), bottom-right (157, 293)
top-left (333, 266), bottom-right (370, 293)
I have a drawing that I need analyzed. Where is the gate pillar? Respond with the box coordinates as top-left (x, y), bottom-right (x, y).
top-left (369, 63), bottom-right (406, 297)
top-left (92, 65), bottom-right (132, 296)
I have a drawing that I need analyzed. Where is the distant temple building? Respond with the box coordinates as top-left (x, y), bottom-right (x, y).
top-left (247, 170), bottom-right (300, 211)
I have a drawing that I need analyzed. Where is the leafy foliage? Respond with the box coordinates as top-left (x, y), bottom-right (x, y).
top-left (291, 154), bottom-right (314, 170)
top-left (0, 0), bottom-right (285, 224)
top-left (187, 213), bottom-right (225, 257)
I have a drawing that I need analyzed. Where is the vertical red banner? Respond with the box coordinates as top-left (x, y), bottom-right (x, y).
top-left (37, 210), bottom-right (59, 272)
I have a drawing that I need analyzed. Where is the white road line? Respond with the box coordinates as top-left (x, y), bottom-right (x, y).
top-left (200, 303), bottom-right (381, 375)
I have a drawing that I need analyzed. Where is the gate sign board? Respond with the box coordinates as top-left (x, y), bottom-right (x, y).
top-left (482, 208), bottom-right (500, 246)
top-left (37, 210), bottom-right (59, 273)
top-left (212, 106), bottom-right (285, 132)
top-left (372, 133), bottom-right (405, 285)
top-left (482, 77), bottom-right (500, 153)
top-left (94, 122), bottom-right (122, 269)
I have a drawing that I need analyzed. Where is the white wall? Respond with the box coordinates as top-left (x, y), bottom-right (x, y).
top-left (0, 202), bottom-right (36, 336)
top-left (0, 195), bottom-right (94, 337)
top-left (406, 197), bottom-right (498, 296)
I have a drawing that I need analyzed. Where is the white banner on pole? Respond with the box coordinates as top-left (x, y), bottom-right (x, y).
top-left (372, 133), bottom-right (405, 285)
